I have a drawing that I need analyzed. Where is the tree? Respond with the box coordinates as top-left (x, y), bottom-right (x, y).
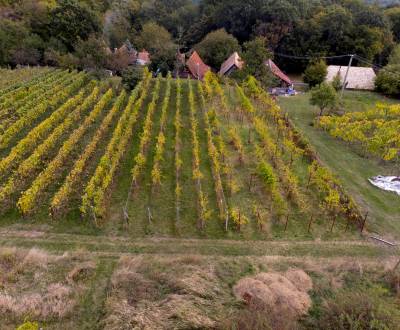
top-left (103, 0), bottom-right (139, 49)
top-left (107, 49), bottom-right (131, 74)
top-left (138, 0), bottom-right (198, 38)
top-left (385, 6), bottom-right (400, 42)
top-left (375, 44), bottom-right (400, 96)
top-left (48, 0), bottom-right (101, 51)
top-left (253, 0), bottom-right (300, 50)
top-left (237, 37), bottom-right (278, 88)
top-left (122, 66), bottom-right (144, 90)
top-left (135, 21), bottom-right (177, 74)
top-left (0, 19), bottom-right (28, 66)
top-left (195, 28), bottom-right (240, 69)
top-left (74, 35), bottom-right (108, 71)
top-left (310, 83), bottom-right (338, 117)
top-left (331, 72), bottom-right (342, 91)
top-left (304, 60), bottom-right (327, 87)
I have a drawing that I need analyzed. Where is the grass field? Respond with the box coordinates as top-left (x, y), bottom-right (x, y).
top-left (279, 91), bottom-right (400, 239)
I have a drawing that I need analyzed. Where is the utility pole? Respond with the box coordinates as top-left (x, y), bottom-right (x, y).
top-left (340, 54), bottom-right (354, 99)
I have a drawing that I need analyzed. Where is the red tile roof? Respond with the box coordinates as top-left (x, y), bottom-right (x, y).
top-left (137, 50), bottom-right (150, 65)
top-left (219, 52), bottom-right (244, 75)
top-left (186, 51), bottom-right (210, 80)
top-left (265, 59), bottom-right (292, 85)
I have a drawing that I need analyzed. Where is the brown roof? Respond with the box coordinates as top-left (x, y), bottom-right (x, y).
top-left (137, 50), bottom-right (150, 65)
top-left (265, 59), bottom-right (292, 85)
top-left (186, 51), bottom-right (210, 80)
top-left (219, 52), bottom-right (244, 75)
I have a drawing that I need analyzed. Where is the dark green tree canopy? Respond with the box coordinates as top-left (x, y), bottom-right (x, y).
top-left (195, 29), bottom-right (240, 68)
top-left (303, 60), bottom-right (328, 87)
top-left (48, 0), bottom-right (101, 51)
top-left (0, 0), bottom-right (397, 81)
top-left (310, 82), bottom-right (339, 116)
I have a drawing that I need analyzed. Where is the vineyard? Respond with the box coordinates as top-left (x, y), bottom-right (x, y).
top-left (317, 104), bottom-right (400, 161)
top-left (0, 67), bottom-right (365, 239)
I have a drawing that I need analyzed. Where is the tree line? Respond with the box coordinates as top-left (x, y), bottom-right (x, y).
top-left (1, 0), bottom-right (400, 93)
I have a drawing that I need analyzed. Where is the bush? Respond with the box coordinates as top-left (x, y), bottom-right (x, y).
top-left (332, 72), bottom-right (342, 91)
top-left (375, 65), bottom-right (400, 96)
top-left (310, 82), bottom-right (338, 116)
top-left (375, 45), bottom-right (400, 96)
top-left (306, 287), bottom-right (400, 330)
top-left (121, 66), bottom-right (144, 90)
top-left (304, 60), bottom-right (327, 87)
top-left (16, 321), bottom-right (39, 330)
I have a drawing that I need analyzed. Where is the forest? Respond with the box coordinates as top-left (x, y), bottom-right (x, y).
top-left (1, 0), bottom-right (400, 74)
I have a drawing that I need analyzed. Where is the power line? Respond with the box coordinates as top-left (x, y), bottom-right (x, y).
top-left (354, 55), bottom-right (400, 78)
top-left (273, 51), bottom-right (400, 79)
top-left (273, 52), bottom-right (352, 60)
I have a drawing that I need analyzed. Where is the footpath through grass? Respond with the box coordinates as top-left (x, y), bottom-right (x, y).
top-left (278, 91), bottom-right (400, 239)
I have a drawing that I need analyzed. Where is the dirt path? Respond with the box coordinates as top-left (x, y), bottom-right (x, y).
top-left (0, 228), bottom-right (397, 258)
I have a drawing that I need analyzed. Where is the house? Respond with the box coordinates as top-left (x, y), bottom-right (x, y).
top-left (265, 59), bottom-right (292, 87)
top-left (219, 52), bottom-right (244, 76)
top-left (326, 65), bottom-right (376, 90)
top-left (137, 50), bottom-right (151, 66)
top-left (186, 51), bottom-right (210, 80)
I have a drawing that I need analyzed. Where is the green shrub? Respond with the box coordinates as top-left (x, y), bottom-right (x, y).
top-left (332, 72), bottom-right (342, 91)
top-left (16, 321), bottom-right (39, 330)
top-left (121, 66), bottom-right (144, 90)
top-left (375, 65), bottom-right (400, 96)
top-left (310, 82), bottom-right (338, 116)
top-left (304, 60), bottom-right (327, 87)
top-left (306, 286), bottom-right (400, 330)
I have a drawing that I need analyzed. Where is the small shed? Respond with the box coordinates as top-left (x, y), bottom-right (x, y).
top-left (265, 59), bottom-right (292, 87)
top-left (137, 50), bottom-right (151, 66)
top-left (186, 51), bottom-right (210, 80)
top-left (326, 65), bottom-right (376, 90)
top-left (219, 52), bottom-right (244, 76)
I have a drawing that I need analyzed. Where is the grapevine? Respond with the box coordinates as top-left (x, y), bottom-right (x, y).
top-left (0, 71), bottom-right (87, 149)
top-left (0, 81), bottom-right (97, 180)
top-left (130, 75), bottom-right (161, 186)
top-left (174, 77), bottom-right (182, 223)
top-left (0, 83), bottom-right (100, 207)
top-left (81, 70), bottom-right (152, 219)
top-left (151, 73), bottom-right (172, 187)
top-left (50, 89), bottom-right (116, 216)
top-left (17, 86), bottom-right (109, 215)
top-left (198, 81), bottom-right (229, 230)
top-left (188, 78), bottom-right (210, 228)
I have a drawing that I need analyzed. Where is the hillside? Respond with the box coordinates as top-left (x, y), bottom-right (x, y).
top-left (0, 68), bottom-right (370, 241)
top-left (0, 67), bottom-right (399, 330)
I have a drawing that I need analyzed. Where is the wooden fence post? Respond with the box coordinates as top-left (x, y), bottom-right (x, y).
top-left (284, 214), bottom-right (289, 232)
top-left (307, 215), bottom-right (314, 233)
top-left (361, 212), bottom-right (368, 233)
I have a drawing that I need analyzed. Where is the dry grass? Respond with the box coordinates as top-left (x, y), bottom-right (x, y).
top-left (0, 283), bottom-right (74, 319)
top-left (0, 247), bottom-right (95, 326)
top-left (233, 269), bottom-right (313, 322)
top-left (0, 245), bottom-right (398, 329)
top-left (103, 255), bottom-right (222, 330)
